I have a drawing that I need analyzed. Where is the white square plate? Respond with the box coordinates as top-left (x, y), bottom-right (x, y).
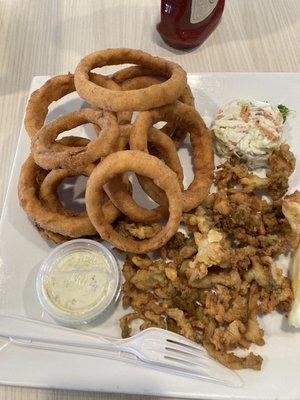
top-left (0, 73), bottom-right (300, 399)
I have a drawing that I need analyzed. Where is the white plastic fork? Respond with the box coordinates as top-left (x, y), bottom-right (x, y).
top-left (0, 314), bottom-right (242, 387)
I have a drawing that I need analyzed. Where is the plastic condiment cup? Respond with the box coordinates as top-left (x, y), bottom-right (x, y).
top-left (36, 239), bottom-right (120, 326)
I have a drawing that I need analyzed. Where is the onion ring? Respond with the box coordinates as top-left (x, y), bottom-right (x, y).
top-left (25, 73), bottom-right (126, 139)
top-left (118, 76), bottom-right (163, 125)
top-left (105, 102), bottom-right (213, 221)
top-left (86, 150), bottom-right (182, 253)
top-left (112, 66), bottom-right (194, 146)
top-left (112, 66), bottom-right (158, 83)
top-left (38, 138), bottom-right (122, 237)
top-left (31, 108), bottom-right (119, 170)
top-left (39, 136), bottom-right (96, 216)
top-left (51, 135), bottom-right (90, 152)
top-left (105, 124), bottom-right (184, 221)
top-left (39, 229), bottom-right (104, 245)
top-left (42, 137), bottom-right (122, 229)
top-left (41, 135), bottom-right (119, 221)
top-left (25, 74), bottom-right (77, 138)
top-left (74, 48), bottom-right (187, 112)
top-left (130, 102), bottom-right (214, 213)
top-left (39, 229), bottom-right (71, 244)
top-left (18, 156), bottom-right (120, 238)
top-left (112, 65), bottom-right (194, 108)
top-left (39, 163), bottom-right (120, 221)
top-left (18, 157), bottom-right (97, 237)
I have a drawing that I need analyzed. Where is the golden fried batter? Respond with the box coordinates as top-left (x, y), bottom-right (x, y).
top-left (186, 229), bottom-right (230, 283)
top-left (120, 146), bottom-right (294, 370)
top-left (118, 221), bottom-right (162, 239)
top-left (215, 144), bottom-right (295, 199)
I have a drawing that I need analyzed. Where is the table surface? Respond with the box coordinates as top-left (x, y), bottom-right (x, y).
top-left (0, 0), bottom-right (299, 399)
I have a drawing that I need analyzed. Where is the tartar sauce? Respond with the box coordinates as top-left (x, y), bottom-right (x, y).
top-left (43, 249), bottom-right (114, 316)
top-left (37, 238), bottom-right (120, 326)
top-left (211, 100), bottom-right (284, 168)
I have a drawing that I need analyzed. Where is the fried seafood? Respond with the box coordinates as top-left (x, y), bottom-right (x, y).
top-left (216, 144), bottom-right (295, 199)
top-left (185, 229), bottom-right (230, 284)
top-left (120, 148), bottom-right (294, 370)
top-left (117, 221), bottom-right (162, 240)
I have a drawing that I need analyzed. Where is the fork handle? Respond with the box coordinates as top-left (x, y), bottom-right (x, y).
top-left (0, 314), bottom-right (122, 351)
top-left (11, 337), bottom-right (136, 363)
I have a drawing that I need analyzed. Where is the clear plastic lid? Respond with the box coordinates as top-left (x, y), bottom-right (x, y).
top-left (36, 239), bottom-right (120, 326)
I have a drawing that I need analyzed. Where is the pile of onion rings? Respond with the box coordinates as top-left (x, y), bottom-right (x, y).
top-left (19, 48), bottom-right (214, 253)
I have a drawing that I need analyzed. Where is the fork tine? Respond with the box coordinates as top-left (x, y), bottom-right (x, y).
top-left (164, 355), bottom-right (210, 376)
top-left (163, 330), bottom-right (203, 345)
top-left (164, 351), bottom-right (209, 369)
top-left (142, 328), bottom-right (205, 352)
top-left (165, 336), bottom-right (207, 354)
top-left (165, 342), bottom-right (210, 362)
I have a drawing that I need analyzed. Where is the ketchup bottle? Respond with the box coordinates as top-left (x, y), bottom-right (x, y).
top-left (157, 0), bottom-right (225, 50)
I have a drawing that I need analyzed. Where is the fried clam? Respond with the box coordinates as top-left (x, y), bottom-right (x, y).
top-left (120, 249), bottom-right (292, 370)
top-left (215, 144), bottom-right (295, 200)
top-left (105, 124), bottom-right (184, 222)
top-left (31, 108), bottom-right (119, 170)
top-left (112, 65), bottom-right (195, 145)
top-left (119, 254), bottom-right (266, 370)
top-left (74, 48), bottom-right (187, 112)
top-left (117, 221), bottom-right (162, 240)
top-left (185, 229), bottom-right (231, 285)
top-left (112, 101), bottom-right (213, 222)
top-left (24, 72), bottom-right (127, 139)
top-left (119, 150), bottom-right (294, 371)
top-left (86, 150), bottom-right (182, 253)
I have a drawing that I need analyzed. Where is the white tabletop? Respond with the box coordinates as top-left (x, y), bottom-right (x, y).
top-left (0, 0), bottom-right (299, 399)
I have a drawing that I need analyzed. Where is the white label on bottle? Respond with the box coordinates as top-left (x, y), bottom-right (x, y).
top-left (190, 0), bottom-right (218, 24)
